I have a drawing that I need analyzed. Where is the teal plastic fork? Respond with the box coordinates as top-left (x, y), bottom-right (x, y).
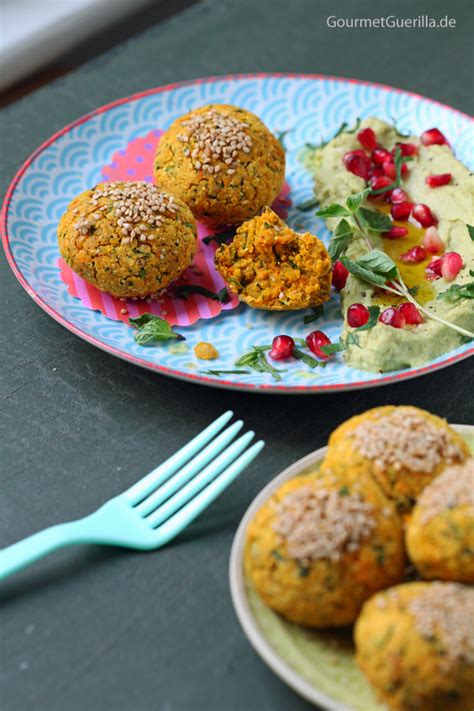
top-left (0, 411), bottom-right (264, 581)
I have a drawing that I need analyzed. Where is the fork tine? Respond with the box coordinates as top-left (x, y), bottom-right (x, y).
top-left (123, 411), bottom-right (234, 504)
top-left (152, 441), bottom-right (265, 545)
top-left (145, 430), bottom-right (255, 527)
top-left (135, 420), bottom-right (244, 517)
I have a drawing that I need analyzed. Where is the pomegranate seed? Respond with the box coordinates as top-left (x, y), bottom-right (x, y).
top-left (412, 203), bottom-right (437, 227)
top-left (398, 303), bottom-right (424, 325)
top-left (306, 330), bottom-right (332, 359)
top-left (357, 127), bottom-right (377, 151)
top-left (368, 166), bottom-right (384, 179)
top-left (347, 303), bottom-right (370, 328)
top-left (391, 202), bottom-right (413, 220)
top-left (420, 128), bottom-right (449, 147)
top-left (425, 257), bottom-right (443, 280)
top-left (343, 151), bottom-right (371, 180)
top-left (440, 252), bottom-right (463, 281)
top-left (269, 335), bottom-right (295, 360)
top-left (399, 246), bottom-right (427, 263)
top-left (393, 142), bottom-right (418, 157)
top-left (390, 187), bottom-right (409, 204)
top-left (383, 226), bottom-right (409, 239)
top-left (370, 175), bottom-right (393, 197)
top-left (426, 173), bottom-right (452, 188)
top-left (379, 307), bottom-right (406, 329)
top-left (382, 160), bottom-right (396, 179)
top-left (423, 226), bottom-right (444, 253)
top-left (372, 147), bottom-right (392, 165)
top-left (332, 260), bottom-right (349, 290)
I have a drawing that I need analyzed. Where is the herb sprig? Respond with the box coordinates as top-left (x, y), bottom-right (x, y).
top-left (130, 314), bottom-right (184, 345)
top-left (202, 228), bottom-right (236, 246)
top-left (174, 285), bottom-right (230, 303)
top-left (317, 187), bottom-right (474, 339)
top-left (235, 346), bottom-right (285, 381)
top-left (303, 305), bottom-right (324, 324)
top-left (437, 281), bottom-right (474, 301)
top-left (305, 117), bottom-right (361, 151)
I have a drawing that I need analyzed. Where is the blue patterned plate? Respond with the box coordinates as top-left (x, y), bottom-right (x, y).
top-left (2, 74), bottom-right (473, 393)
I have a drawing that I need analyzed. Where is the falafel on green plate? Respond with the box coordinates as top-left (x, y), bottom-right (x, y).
top-left (58, 181), bottom-right (197, 299)
top-left (320, 406), bottom-right (469, 513)
top-left (153, 104), bottom-right (285, 226)
top-left (355, 582), bottom-right (474, 711)
top-left (406, 458), bottom-right (474, 583)
top-left (245, 469), bottom-right (405, 628)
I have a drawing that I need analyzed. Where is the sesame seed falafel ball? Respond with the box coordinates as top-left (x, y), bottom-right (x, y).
top-left (406, 458), bottom-right (474, 583)
top-left (355, 582), bottom-right (474, 711)
top-left (319, 406), bottom-right (469, 514)
top-left (153, 104), bottom-right (285, 226)
top-left (215, 207), bottom-right (331, 310)
top-left (245, 470), bottom-right (405, 628)
top-left (58, 181), bottom-right (197, 299)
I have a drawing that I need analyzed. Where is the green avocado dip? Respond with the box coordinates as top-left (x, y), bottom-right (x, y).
top-left (302, 117), bottom-right (474, 373)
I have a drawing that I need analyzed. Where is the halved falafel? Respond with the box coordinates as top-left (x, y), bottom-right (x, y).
top-left (215, 207), bottom-right (331, 310)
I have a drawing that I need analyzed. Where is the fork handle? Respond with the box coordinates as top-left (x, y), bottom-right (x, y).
top-left (0, 517), bottom-right (97, 581)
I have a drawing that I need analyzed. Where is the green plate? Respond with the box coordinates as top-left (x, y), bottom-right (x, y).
top-left (229, 425), bottom-right (473, 710)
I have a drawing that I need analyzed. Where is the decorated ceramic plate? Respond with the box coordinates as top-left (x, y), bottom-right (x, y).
top-left (2, 74), bottom-right (472, 393)
top-left (229, 424), bottom-right (473, 710)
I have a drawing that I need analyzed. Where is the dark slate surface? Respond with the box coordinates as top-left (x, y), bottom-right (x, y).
top-left (1, 1), bottom-right (472, 709)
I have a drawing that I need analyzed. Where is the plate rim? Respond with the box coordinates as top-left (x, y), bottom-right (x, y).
top-left (228, 423), bottom-right (473, 710)
top-left (2, 72), bottom-right (473, 394)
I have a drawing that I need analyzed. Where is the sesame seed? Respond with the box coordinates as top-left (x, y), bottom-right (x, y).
top-left (177, 108), bottom-right (253, 173)
top-left (416, 458), bottom-right (474, 524)
top-left (78, 182), bottom-right (180, 246)
top-left (350, 409), bottom-right (466, 474)
top-left (408, 583), bottom-right (474, 670)
top-left (273, 485), bottom-right (376, 563)
top-left (120, 308), bottom-right (128, 315)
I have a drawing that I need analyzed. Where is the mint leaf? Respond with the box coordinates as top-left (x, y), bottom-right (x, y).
top-left (345, 117), bottom-right (362, 134)
top-left (328, 218), bottom-right (353, 260)
top-left (437, 282), bottom-right (474, 301)
top-left (357, 250), bottom-right (399, 279)
top-left (353, 305), bottom-right (381, 331)
top-left (467, 224), bottom-right (474, 241)
top-left (346, 188), bottom-right (370, 213)
top-left (296, 196), bottom-right (319, 211)
top-left (316, 204), bottom-right (351, 218)
top-left (358, 207), bottom-right (393, 232)
top-left (130, 315), bottom-right (184, 345)
top-left (292, 348), bottom-right (321, 368)
top-left (320, 340), bottom-right (347, 355)
top-left (303, 305), bottom-right (324, 324)
top-left (202, 228), bottom-right (236, 246)
top-left (346, 332), bottom-right (361, 348)
top-left (340, 256), bottom-right (387, 287)
top-left (174, 285), bottom-right (230, 303)
top-left (276, 128), bottom-right (292, 147)
top-left (235, 347), bottom-right (284, 381)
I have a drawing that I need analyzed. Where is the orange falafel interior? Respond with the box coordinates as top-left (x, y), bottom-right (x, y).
top-left (214, 207), bottom-right (331, 310)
